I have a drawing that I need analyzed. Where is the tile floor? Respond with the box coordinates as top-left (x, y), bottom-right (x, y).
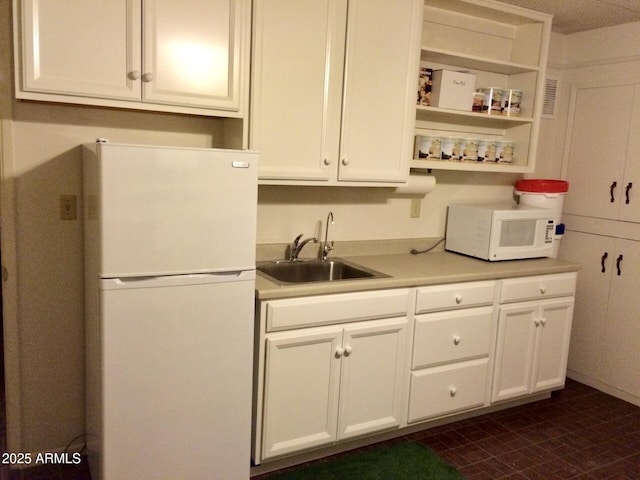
top-left (254, 379), bottom-right (640, 480)
top-left (1, 379), bottom-right (638, 479)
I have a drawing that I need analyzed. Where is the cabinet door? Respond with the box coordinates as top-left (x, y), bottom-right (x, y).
top-left (261, 327), bottom-right (342, 460)
top-left (251, 0), bottom-right (346, 181)
top-left (532, 298), bottom-right (574, 393)
top-left (338, 317), bottom-right (407, 440)
top-left (17, 0), bottom-right (141, 100)
top-left (492, 303), bottom-right (538, 402)
top-left (603, 238), bottom-right (640, 397)
top-left (337, 0), bottom-right (421, 183)
top-left (143, 0), bottom-right (246, 110)
top-left (564, 84), bottom-right (634, 219)
top-left (560, 231), bottom-right (613, 382)
top-left (619, 85), bottom-right (640, 222)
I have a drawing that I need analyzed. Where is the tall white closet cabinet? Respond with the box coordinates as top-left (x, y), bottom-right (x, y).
top-left (559, 55), bottom-right (640, 406)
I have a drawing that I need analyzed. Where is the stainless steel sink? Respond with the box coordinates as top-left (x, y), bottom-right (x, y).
top-left (256, 259), bottom-right (389, 285)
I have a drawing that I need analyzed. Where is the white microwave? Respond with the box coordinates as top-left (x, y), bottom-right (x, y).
top-left (445, 203), bottom-right (556, 261)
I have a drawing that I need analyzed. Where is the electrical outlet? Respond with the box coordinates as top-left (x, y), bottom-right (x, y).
top-left (60, 194), bottom-right (77, 220)
top-left (410, 198), bottom-right (421, 218)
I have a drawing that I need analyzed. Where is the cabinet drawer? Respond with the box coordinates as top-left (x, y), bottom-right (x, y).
top-left (500, 273), bottom-right (577, 304)
top-left (415, 281), bottom-right (496, 313)
top-left (412, 307), bottom-right (493, 369)
top-left (408, 359), bottom-right (488, 423)
top-left (265, 289), bottom-right (410, 331)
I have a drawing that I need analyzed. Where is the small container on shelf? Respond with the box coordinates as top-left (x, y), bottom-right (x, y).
top-left (461, 138), bottom-right (479, 162)
top-left (417, 67), bottom-right (433, 106)
top-left (476, 87), bottom-right (505, 114)
top-left (478, 139), bottom-right (498, 162)
top-left (472, 92), bottom-right (486, 112)
top-left (496, 140), bottom-right (515, 163)
top-left (503, 89), bottom-right (523, 116)
top-left (441, 136), bottom-right (463, 161)
top-left (414, 135), bottom-right (442, 160)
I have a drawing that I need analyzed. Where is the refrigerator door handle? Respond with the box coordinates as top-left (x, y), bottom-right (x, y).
top-left (102, 270), bottom-right (255, 290)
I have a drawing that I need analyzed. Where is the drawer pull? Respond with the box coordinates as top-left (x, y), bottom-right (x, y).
top-left (455, 294), bottom-right (463, 304)
top-left (453, 335), bottom-right (461, 346)
top-left (610, 181), bottom-right (617, 203)
top-left (450, 387), bottom-right (457, 397)
top-left (539, 286), bottom-right (547, 294)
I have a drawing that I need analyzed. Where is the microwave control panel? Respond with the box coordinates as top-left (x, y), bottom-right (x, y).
top-left (544, 221), bottom-right (555, 244)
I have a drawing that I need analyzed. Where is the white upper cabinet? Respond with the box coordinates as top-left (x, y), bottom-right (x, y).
top-left (413, 0), bottom-right (552, 173)
top-left (14, 0), bottom-right (248, 117)
top-left (251, 0), bottom-right (422, 185)
top-left (563, 83), bottom-right (640, 222)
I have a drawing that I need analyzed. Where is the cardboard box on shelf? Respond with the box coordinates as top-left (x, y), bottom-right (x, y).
top-left (431, 70), bottom-right (476, 111)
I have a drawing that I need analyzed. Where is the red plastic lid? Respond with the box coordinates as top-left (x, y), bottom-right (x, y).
top-left (515, 179), bottom-right (569, 193)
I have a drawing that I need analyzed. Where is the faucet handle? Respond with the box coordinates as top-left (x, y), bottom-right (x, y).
top-left (289, 233), bottom-right (304, 261)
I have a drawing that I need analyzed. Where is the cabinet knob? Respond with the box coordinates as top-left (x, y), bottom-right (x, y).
top-left (323, 158), bottom-right (331, 166)
top-left (450, 387), bottom-right (457, 397)
top-left (453, 335), bottom-right (461, 346)
top-left (534, 319), bottom-right (541, 327)
top-left (455, 294), bottom-right (463, 304)
top-left (539, 286), bottom-right (547, 294)
top-left (142, 72), bottom-right (154, 83)
top-left (335, 347), bottom-right (344, 358)
top-left (341, 158), bottom-right (350, 166)
top-left (344, 345), bottom-right (353, 356)
top-left (128, 70), bottom-right (141, 80)
top-left (540, 318), bottom-right (547, 326)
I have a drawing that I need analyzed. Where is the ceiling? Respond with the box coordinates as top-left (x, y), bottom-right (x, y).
top-left (496, 0), bottom-right (640, 34)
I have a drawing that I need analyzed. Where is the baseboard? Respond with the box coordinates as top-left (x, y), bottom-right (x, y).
top-left (567, 370), bottom-right (640, 407)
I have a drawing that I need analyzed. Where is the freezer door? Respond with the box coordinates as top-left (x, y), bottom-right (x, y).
top-left (98, 273), bottom-right (254, 480)
top-left (92, 143), bottom-right (258, 277)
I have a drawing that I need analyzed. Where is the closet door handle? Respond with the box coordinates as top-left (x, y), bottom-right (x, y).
top-left (610, 181), bottom-right (617, 203)
top-left (601, 252), bottom-right (608, 273)
top-left (616, 254), bottom-right (623, 276)
top-left (625, 182), bottom-right (633, 204)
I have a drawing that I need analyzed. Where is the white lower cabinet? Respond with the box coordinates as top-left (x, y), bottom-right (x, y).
top-left (408, 282), bottom-right (496, 423)
top-left (492, 274), bottom-right (576, 403)
top-left (254, 273), bottom-right (577, 464)
top-left (260, 315), bottom-right (408, 460)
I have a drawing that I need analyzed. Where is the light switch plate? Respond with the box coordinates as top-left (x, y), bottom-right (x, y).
top-left (60, 194), bottom-right (77, 220)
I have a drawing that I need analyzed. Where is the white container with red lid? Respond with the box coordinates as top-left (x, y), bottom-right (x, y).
top-left (515, 179), bottom-right (569, 258)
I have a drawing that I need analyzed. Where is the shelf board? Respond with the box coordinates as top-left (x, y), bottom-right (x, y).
top-left (416, 105), bottom-right (533, 128)
top-left (411, 159), bottom-right (530, 173)
top-left (421, 47), bottom-right (539, 75)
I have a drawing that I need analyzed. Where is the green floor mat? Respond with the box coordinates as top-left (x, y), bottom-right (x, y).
top-left (266, 441), bottom-right (465, 480)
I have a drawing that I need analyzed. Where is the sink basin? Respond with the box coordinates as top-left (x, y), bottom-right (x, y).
top-left (256, 259), bottom-right (389, 285)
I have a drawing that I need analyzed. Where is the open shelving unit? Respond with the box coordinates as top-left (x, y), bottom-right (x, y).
top-left (413, 0), bottom-right (552, 173)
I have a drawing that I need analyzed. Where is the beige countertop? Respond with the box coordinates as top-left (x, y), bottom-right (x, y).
top-left (255, 247), bottom-right (581, 300)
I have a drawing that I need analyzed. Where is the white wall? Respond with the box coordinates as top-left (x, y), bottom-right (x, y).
top-left (256, 171), bottom-right (519, 244)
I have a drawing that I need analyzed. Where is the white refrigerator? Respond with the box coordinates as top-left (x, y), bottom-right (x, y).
top-left (83, 141), bottom-right (258, 480)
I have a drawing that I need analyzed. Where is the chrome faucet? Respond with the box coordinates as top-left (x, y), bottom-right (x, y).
top-left (322, 211), bottom-right (334, 261)
top-left (289, 233), bottom-right (317, 261)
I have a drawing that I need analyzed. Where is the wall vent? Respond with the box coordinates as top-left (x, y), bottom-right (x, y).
top-left (542, 76), bottom-right (559, 118)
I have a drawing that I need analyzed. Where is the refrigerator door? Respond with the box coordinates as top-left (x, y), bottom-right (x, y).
top-left (88, 143), bottom-right (258, 277)
top-left (99, 272), bottom-right (254, 480)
